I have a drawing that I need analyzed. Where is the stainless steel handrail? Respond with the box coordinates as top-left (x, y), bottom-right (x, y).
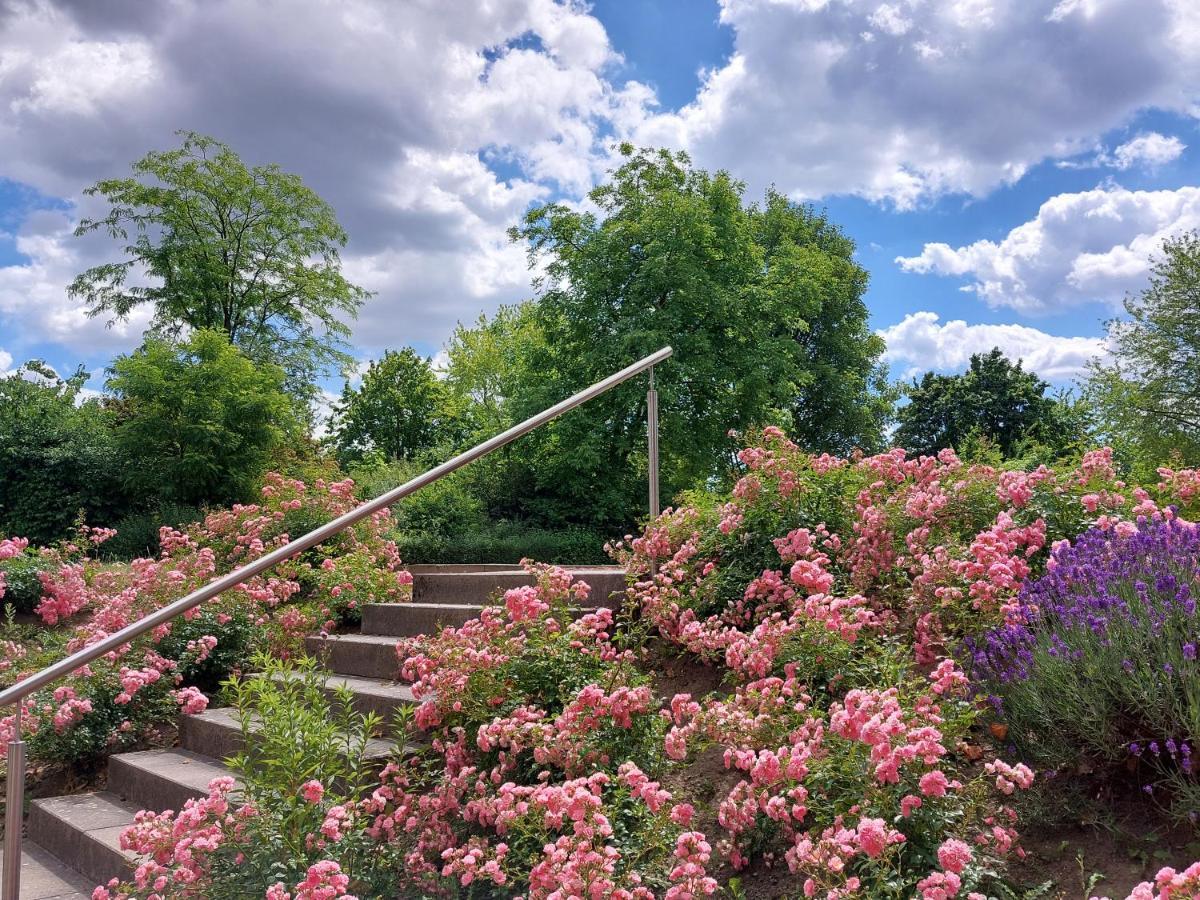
top-left (1, 345), bottom-right (672, 897)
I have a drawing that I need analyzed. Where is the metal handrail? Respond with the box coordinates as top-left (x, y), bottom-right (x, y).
top-left (1, 345), bottom-right (672, 898)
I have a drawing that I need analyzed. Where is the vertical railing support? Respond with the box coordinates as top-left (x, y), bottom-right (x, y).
top-left (647, 367), bottom-right (660, 521)
top-left (3, 702), bottom-right (24, 900)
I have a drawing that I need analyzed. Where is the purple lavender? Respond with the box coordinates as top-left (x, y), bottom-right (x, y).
top-left (965, 518), bottom-right (1200, 809)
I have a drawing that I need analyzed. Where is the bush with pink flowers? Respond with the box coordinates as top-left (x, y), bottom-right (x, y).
top-left (611, 429), bottom-right (1200, 666)
top-left (0, 473), bottom-right (411, 768)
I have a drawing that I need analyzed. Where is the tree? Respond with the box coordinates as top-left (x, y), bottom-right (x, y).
top-left (894, 349), bottom-right (1073, 458)
top-left (106, 329), bottom-right (297, 506)
top-left (71, 132), bottom-right (369, 394)
top-left (510, 145), bottom-right (887, 527)
top-left (1084, 230), bottom-right (1200, 474)
top-left (0, 363), bottom-right (129, 543)
top-left (441, 303), bottom-right (545, 518)
top-left (329, 348), bottom-right (458, 465)
top-left (443, 302), bottom-right (544, 438)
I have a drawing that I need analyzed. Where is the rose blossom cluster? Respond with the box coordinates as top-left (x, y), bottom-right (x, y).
top-left (1, 474), bottom-right (411, 768)
top-left (613, 431), bottom-right (1191, 668)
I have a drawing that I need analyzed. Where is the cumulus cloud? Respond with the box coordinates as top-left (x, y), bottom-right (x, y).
top-left (635, 0), bottom-right (1200, 207)
top-left (878, 311), bottom-right (1107, 382)
top-left (1059, 131), bottom-right (1187, 170)
top-left (895, 185), bottom-right (1200, 313)
top-left (0, 0), bottom-right (653, 356)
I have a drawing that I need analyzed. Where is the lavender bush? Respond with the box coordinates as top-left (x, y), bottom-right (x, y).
top-left (968, 518), bottom-right (1200, 817)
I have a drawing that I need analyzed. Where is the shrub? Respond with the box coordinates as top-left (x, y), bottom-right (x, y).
top-left (0, 542), bottom-right (52, 614)
top-left (97, 655), bottom-right (406, 900)
top-left (395, 521), bottom-right (611, 564)
top-left (612, 430), bottom-right (1199, 665)
top-left (0, 474), bottom-right (412, 768)
top-left (348, 457), bottom-right (487, 538)
top-left (0, 364), bottom-right (131, 544)
top-left (968, 517), bottom-right (1200, 819)
top-left (391, 563), bottom-right (709, 896)
top-left (665, 660), bottom-right (1034, 897)
top-left (97, 503), bottom-right (206, 561)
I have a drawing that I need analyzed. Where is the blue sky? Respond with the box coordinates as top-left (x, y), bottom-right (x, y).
top-left (0, 0), bottom-right (1197, 397)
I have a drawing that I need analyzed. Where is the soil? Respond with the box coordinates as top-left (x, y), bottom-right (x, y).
top-left (1014, 787), bottom-right (1200, 899)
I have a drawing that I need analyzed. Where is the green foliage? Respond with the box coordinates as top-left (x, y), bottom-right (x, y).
top-left (97, 502), bottom-right (205, 561)
top-left (508, 144), bottom-right (887, 530)
top-left (1085, 229), bottom-right (1200, 477)
top-left (188, 655), bottom-right (404, 898)
top-left (895, 348), bottom-right (1079, 459)
top-left (0, 550), bottom-right (53, 614)
top-left (329, 348), bottom-right (460, 465)
top-left (394, 522), bottom-right (611, 564)
top-left (0, 362), bottom-right (130, 543)
top-left (106, 329), bottom-right (298, 507)
top-left (347, 456), bottom-right (486, 537)
top-left (70, 131), bottom-right (369, 393)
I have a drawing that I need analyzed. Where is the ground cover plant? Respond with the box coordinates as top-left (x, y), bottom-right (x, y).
top-left (0, 473), bottom-right (412, 769)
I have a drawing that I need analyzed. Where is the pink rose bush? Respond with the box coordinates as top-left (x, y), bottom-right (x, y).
top-left (387, 562), bottom-right (716, 896)
top-left (1, 474), bottom-right (410, 767)
top-left (612, 431), bottom-right (1198, 665)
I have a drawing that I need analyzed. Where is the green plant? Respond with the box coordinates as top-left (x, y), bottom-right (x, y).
top-left (0, 551), bottom-right (52, 613)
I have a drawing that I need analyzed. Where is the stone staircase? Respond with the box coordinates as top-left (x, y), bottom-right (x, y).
top-left (4, 564), bottom-right (624, 898)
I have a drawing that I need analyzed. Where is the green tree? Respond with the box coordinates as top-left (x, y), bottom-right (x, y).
top-left (0, 363), bottom-right (129, 543)
top-left (441, 303), bottom-right (545, 518)
top-left (106, 329), bottom-right (297, 506)
top-left (894, 349), bottom-right (1073, 458)
top-left (1084, 230), bottom-right (1200, 474)
top-left (71, 132), bottom-right (369, 393)
top-left (444, 302), bottom-right (544, 438)
top-left (329, 348), bottom-right (458, 465)
top-left (510, 145), bottom-right (886, 527)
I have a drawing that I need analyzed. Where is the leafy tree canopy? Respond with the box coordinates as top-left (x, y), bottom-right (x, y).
top-left (106, 329), bottom-right (298, 507)
top-left (0, 362), bottom-right (129, 543)
top-left (329, 348), bottom-right (460, 465)
top-left (894, 348), bottom-right (1075, 459)
top-left (1084, 230), bottom-right (1200, 474)
top-left (509, 144), bottom-right (887, 527)
top-left (71, 131), bottom-right (370, 395)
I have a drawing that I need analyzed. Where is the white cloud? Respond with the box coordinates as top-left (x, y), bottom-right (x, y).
top-left (635, 0), bottom-right (1200, 208)
top-left (895, 184), bottom-right (1200, 313)
top-left (1110, 132), bottom-right (1187, 169)
top-left (0, 0), bottom-right (651, 357)
top-left (1058, 131), bottom-right (1187, 170)
top-left (878, 311), bottom-right (1108, 382)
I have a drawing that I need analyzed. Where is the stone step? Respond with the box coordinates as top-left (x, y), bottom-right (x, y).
top-left (267, 671), bottom-right (416, 722)
top-left (304, 632), bottom-right (401, 679)
top-left (361, 602), bottom-right (487, 637)
top-left (108, 748), bottom-right (234, 813)
top-left (179, 705), bottom-right (401, 762)
top-left (411, 567), bottom-right (624, 607)
top-left (0, 841), bottom-right (94, 900)
top-left (27, 792), bottom-right (138, 888)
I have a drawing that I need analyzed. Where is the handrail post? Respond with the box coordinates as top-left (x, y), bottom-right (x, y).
top-left (647, 366), bottom-right (660, 521)
top-left (3, 702), bottom-right (24, 900)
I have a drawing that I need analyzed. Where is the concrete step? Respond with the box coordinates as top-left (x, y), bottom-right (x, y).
top-left (108, 748), bottom-right (234, 813)
top-left (27, 792), bottom-right (137, 888)
top-left (411, 567), bottom-right (624, 607)
top-left (0, 841), bottom-right (94, 900)
top-left (361, 602), bottom-right (487, 637)
top-left (267, 671), bottom-right (416, 722)
top-left (179, 705), bottom-right (401, 762)
top-left (304, 632), bottom-right (401, 679)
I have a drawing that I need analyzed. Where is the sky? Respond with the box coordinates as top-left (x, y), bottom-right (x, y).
top-left (1, 0), bottom-right (1198, 396)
